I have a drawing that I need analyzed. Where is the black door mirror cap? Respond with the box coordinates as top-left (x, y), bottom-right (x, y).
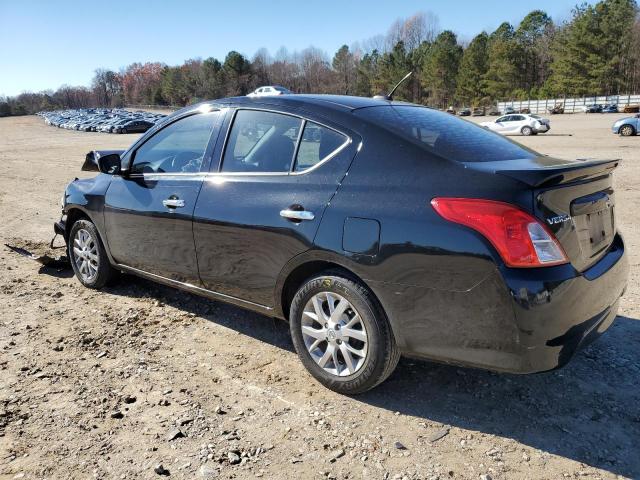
top-left (82, 150), bottom-right (124, 175)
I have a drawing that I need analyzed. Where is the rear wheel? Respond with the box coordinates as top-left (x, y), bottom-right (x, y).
top-left (620, 125), bottom-right (635, 136)
top-left (289, 272), bottom-right (400, 394)
top-left (68, 219), bottom-right (118, 289)
top-left (521, 126), bottom-right (533, 136)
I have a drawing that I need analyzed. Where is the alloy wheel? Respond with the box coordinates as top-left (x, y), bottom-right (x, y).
top-left (72, 228), bottom-right (99, 282)
top-left (300, 292), bottom-right (368, 377)
top-left (620, 125), bottom-right (634, 136)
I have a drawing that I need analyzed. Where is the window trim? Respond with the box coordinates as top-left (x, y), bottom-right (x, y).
top-left (216, 107), bottom-right (352, 176)
top-left (292, 119), bottom-right (350, 174)
top-left (127, 110), bottom-right (221, 178)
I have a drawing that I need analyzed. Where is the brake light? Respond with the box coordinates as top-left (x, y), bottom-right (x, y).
top-left (431, 198), bottom-right (568, 268)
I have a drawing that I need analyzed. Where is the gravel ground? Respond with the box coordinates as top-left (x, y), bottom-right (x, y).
top-left (0, 113), bottom-right (639, 480)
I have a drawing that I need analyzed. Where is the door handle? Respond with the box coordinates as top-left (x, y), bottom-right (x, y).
top-left (280, 209), bottom-right (315, 221)
top-left (163, 198), bottom-right (185, 209)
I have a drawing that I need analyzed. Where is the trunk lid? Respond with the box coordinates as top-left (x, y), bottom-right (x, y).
top-left (465, 157), bottom-right (620, 272)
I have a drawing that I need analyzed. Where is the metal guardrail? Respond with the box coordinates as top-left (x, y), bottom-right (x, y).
top-left (497, 94), bottom-right (640, 114)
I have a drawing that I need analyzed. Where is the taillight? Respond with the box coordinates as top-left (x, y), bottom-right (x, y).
top-left (431, 198), bottom-right (568, 268)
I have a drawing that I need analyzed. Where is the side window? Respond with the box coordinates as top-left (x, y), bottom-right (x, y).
top-left (221, 110), bottom-right (302, 173)
top-left (497, 116), bottom-right (508, 122)
top-left (294, 121), bottom-right (348, 172)
top-left (131, 112), bottom-right (218, 175)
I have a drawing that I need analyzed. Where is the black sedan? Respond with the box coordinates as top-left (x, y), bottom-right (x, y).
top-left (113, 120), bottom-right (155, 134)
top-left (54, 95), bottom-right (628, 394)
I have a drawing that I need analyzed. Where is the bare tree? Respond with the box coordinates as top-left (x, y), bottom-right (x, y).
top-left (385, 12), bottom-right (441, 52)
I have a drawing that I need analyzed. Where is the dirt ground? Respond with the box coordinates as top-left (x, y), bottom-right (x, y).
top-left (0, 113), bottom-right (638, 480)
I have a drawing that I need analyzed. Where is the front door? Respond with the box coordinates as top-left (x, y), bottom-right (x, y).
top-left (104, 110), bottom-right (223, 284)
top-left (193, 108), bottom-right (360, 306)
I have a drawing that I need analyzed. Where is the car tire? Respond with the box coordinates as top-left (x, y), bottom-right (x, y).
top-left (289, 271), bottom-right (400, 394)
top-left (521, 126), bottom-right (533, 136)
top-left (68, 219), bottom-right (118, 289)
top-left (620, 125), bottom-right (635, 137)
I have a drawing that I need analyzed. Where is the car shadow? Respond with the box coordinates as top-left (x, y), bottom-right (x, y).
top-left (535, 133), bottom-right (574, 136)
top-left (101, 275), bottom-right (639, 477)
top-left (357, 315), bottom-right (640, 478)
top-left (38, 264), bottom-right (75, 278)
top-left (103, 274), bottom-right (295, 353)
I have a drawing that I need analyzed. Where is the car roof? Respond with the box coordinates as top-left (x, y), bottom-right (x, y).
top-left (210, 94), bottom-right (413, 112)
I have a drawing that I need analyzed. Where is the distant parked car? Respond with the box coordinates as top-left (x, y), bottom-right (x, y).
top-left (472, 107), bottom-right (485, 116)
top-left (114, 120), bottom-right (155, 134)
top-left (503, 106), bottom-right (516, 114)
top-left (583, 104), bottom-right (603, 113)
top-left (37, 108), bottom-right (166, 134)
top-left (481, 113), bottom-right (550, 136)
top-left (487, 106), bottom-right (501, 116)
top-left (519, 107), bottom-right (531, 114)
top-left (612, 114), bottom-right (639, 136)
top-left (458, 107), bottom-right (471, 117)
top-left (445, 106), bottom-right (456, 115)
top-left (247, 85), bottom-right (292, 97)
top-left (622, 104), bottom-right (640, 113)
top-left (602, 104), bottom-right (619, 113)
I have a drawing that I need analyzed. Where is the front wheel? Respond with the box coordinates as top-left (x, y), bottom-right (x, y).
top-left (289, 272), bottom-right (400, 394)
top-left (521, 126), bottom-right (533, 136)
top-left (69, 219), bottom-right (118, 289)
top-left (620, 125), bottom-right (635, 136)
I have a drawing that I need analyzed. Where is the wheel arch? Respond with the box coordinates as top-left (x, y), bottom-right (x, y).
top-left (277, 255), bottom-right (406, 352)
top-left (64, 207), bottom-right (93, 240)
top-left (64, 206), bottom-right (116, 265)
top-left (276, 253), bottom-right (381, 322)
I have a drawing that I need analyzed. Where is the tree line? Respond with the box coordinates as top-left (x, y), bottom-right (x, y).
top-left (1, 0), bottom-right (638, 117)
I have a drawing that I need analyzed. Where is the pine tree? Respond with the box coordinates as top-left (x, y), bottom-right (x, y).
top-left (332, 45), bottom-right (356, 94)
top-left (455, 32), bottom-right (489, 105)
top-left (483, 23), bottom-right (522, 100)
top-left (516, 11), bottom-right (554, 94)
top-left (548, 0), bottom-right (637, 96)
top-left (421, 31), bottom-right (462, 108)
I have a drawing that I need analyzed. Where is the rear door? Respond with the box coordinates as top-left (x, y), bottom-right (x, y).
top-left (103, 109), bottom-right (223, 284)
top-left (193, 108), bottom-right (359, 307)
top-left (508, 115), bottom-right (526, 133)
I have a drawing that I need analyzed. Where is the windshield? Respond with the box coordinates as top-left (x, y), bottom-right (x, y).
top-left (355, 105), bottom-right (537, 162)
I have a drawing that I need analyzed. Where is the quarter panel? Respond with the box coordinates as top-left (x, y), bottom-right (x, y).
top-left (312, 124), bottom-right (533, 348)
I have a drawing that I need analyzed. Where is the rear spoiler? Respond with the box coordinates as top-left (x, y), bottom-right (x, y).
top-left (463, 157), bottom-right (620, 188)
top-left (82, 150), bottom-right (125, 172)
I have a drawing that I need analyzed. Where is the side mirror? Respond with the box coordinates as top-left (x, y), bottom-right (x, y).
top-left (82, 150), bottom-right (124, 175)
top-left (97, 153), bottom-right (121, 174)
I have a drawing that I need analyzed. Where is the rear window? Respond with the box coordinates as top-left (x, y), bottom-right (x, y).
top-left (355, 105), bottom-right (536, 162)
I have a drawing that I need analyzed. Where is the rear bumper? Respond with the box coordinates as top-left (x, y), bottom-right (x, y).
top-left (373, 233), bottom-right (628, 373)
top-left (535, 124), bottom-right (550, 133)
top-left (503, 232), bottom-right (628, 373)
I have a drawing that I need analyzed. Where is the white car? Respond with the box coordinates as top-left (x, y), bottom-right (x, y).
top-left (247, 85), bottom-right (292, 97)
top-left (481, 114), bottom-right (550, 136)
